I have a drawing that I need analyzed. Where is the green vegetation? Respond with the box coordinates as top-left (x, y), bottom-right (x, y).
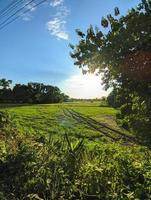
top-left (0, 102), bottom-right (117, 139)
top-left (70, 0), bottom-right (151, 140)
top-left (0, 103), bottom-right (151, 199)
top-left (0, 1), bottom-right (151, 199)
top-left (0, 79), bottom-right (68, 104)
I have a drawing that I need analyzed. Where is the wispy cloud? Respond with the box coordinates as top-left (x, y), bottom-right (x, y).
top-left (47, 0), bottom-right (70, 40)
top-left (21, 0), bottom-right (37, 21)
top-left (47, 18), bottom-right (69, 40)
top-left (55, 5), bottom-right (70, 18)
top-left (50, 0), bottom-right (64, 7)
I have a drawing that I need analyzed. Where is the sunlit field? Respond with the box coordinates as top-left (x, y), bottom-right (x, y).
top-left (1, 102), bottom-right (117, 140)
top-left (0, 102), bottom-right (151, 199)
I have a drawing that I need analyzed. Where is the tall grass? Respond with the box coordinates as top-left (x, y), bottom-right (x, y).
top-left (0, 107), bottom-right (151, 200)
top-left (0, 130), bottom-right (151, 200)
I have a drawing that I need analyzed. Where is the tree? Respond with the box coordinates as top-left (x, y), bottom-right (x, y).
top-left (0, 79), bottom-right (12, 90)
top-left (70, 0), bottom-right (151, 139)
top-left (0, 79), bottom-right (68, 104)
top-left (13, 84), bottom-right (31, 103)
top-left (0, 79), bottom-right (13, 103)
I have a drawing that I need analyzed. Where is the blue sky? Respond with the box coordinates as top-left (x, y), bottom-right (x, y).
top-left (0, 0), bottom-right (140, 98)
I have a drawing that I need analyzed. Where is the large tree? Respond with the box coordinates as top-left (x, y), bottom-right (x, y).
top-left (70, 0), bottom-right (151, 139)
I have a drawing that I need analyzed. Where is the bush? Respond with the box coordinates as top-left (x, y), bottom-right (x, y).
top-left (0, 134), bottom-right (151, 200)
top-left (0, 111), bottom-right (12, 128)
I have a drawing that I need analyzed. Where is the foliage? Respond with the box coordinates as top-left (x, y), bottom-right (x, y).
top-left (0, 110), bottom-right (12, 128)
top-left (70, 0), bottom-right (151, 139)
top-left (0, 103), bottom-right (151, 199)
top-left (0, 132), bottom-right (151, 200)
top-left (107, 89), bottom-right (123, 108)
top-left (0, 79), bottom-right (69, 104)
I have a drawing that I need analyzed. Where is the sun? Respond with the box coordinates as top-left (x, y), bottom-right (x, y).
top-left (61, 73), bottom-right (109, 99)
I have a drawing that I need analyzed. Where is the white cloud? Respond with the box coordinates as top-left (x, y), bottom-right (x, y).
top-left (47, 17), bottom-right (69, 40)
top-left (55, 5), bottom-right (70, 18)
top-left (47, 0), bottom-right (70, 40)
top-left (61, 73), bottom-right (109, 99)
top-left (25, 3), bottom-right (36, 12)
top-left (22, 15), bottom-right (31, 21)
top-left (50, 0), bottom-right (64, 7)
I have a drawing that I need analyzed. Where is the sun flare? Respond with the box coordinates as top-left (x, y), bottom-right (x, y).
top-left (61, 73), bottom-right (109, 99)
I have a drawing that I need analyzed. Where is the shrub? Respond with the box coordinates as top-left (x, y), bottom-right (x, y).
top-left (0, 134), bottom-right (151, 200)
top-left (0, 110), bottom-right (12, 129)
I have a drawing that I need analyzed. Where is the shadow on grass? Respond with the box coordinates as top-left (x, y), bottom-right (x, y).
top-left (63, 109), bottom-right (151, 149)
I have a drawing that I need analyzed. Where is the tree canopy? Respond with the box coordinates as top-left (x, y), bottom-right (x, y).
top-left (0, 79), bottom-right (68, 104)
top-left (70, 0), bottom-right (151, 140)
top-left (70, 0), bottom-right (151, 84)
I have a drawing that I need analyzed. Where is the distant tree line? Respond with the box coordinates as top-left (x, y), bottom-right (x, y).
top-left (0, 78), bottom-right (69, 104)
top-left (69, 98), bottom-right (105, 102)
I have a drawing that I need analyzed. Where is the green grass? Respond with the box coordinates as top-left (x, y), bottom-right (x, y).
top-left (2, 104), bottom-right (62, 136)
top-left (0, 102), bottom-right (117, 141)
top-left (0, 102), bottom-right (151, 199)
top-left (70, 105), bottom-right (117, 127)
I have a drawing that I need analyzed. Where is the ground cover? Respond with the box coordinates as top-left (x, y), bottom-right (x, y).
top-left (0, 102), bottom-right (151, 199)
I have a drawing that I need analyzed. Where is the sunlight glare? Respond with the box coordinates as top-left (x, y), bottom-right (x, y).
top-left (61, 73), bottom-right (109, 99)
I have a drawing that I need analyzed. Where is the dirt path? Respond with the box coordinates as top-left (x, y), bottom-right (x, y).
top-left (63, 108), bottom-right (142, 145)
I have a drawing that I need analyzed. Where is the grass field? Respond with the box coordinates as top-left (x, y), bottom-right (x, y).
top-left (0, 102), bottom-right (151, 200)
top-left (1, 102), bottom-right (118, 141)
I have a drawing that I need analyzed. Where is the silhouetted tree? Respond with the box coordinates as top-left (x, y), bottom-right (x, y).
top-left (0, 79), bottom-right (69, 104)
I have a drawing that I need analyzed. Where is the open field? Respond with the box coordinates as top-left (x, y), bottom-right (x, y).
top-left (0, 102), bottom-right (133, 143)
top-left (0, 102), bottom-right (143, 144)
top-left (0, 102), bottom-right (118, 140)
top-left (0, 102), bottom-right (151, 199)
